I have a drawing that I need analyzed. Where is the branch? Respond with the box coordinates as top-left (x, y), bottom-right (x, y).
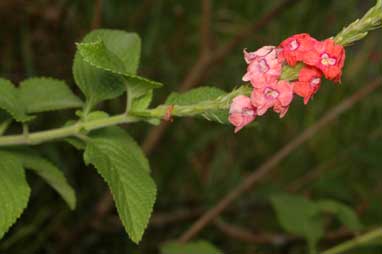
top-left (321, 228), bottom-right (382, 254)
top-left (177, 77), bottom-right (382, 243)
top-left (142, 0), bottom-right (302, 154)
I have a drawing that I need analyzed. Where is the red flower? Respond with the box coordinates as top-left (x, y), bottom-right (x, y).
top-left (304, 38), bottom-right (345, 82)
top-left (279, 33), bottom-right (318, 66)
top-left (293, 66), bottom-right (322, 104)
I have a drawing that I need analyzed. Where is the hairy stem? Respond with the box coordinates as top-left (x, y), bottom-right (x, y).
top-left (0, 86), bottom-right (251, 147)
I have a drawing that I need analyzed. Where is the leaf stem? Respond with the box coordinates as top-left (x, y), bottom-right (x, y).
top-left (321, 228), bottom-right (382, 254)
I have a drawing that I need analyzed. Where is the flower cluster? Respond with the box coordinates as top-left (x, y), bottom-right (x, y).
top-left (229, 33), bottom-right (345, 132)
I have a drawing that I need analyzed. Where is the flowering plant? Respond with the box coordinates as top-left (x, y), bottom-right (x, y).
top-left (0, 1), bottom-right (380, 252)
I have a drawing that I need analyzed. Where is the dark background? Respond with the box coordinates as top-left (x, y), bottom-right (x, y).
top-left (0, 0), bottom-right (381, 253)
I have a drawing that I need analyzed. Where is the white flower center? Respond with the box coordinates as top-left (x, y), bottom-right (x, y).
top-left (310, 77), bottom-right (320, 88)
top-left (288, 40), bottom-right (299, 51)
top-left (264, 87), bottom-right (279, 100)
top-left (321, 53), bottom-right (337, 66)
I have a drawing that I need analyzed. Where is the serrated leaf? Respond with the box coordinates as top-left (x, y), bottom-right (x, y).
top-left (270, 194), bottom-right (324, 249)
top-left (165, 87), bottom-right (228, 123)
top-left (19, 77), bottom-right (83, 113)
top-left (5, 149), bottom-right (76, 210)
top-left (317, 199), bottom-right (362, 231)
top-left (0, 151), bottom-right (31, 239)
top-left (161, 240), bottom-right (222, 254)
top-left (131, 90), bottom-right (153, 111)
top-left (0, 79), bottom-right (32, 122)
top-left (73, 29), bottom-right (141, 108)
top-left (76, 38), bottom-right (162, 110)
top-left (83, 127), bottom-right (156, 243)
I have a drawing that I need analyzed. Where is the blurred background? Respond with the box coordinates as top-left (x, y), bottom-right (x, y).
top-left (0, 0), bottom-right (381, 253)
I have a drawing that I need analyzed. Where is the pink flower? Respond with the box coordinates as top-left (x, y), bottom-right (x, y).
top-left (303, 38), bottom-right (345, 82)
top-left (293, 66), bottom-right (322, 104)
top-left (251, 80), bottom-right (294, 118)
top-left (279, 33), bottom-right (318, 66)
top-left (242, 46), bottom-right (283, 88)
top-left (228, 95), bottom-right (257, 133)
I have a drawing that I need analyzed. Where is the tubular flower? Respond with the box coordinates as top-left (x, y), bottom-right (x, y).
top-left (304, 38), bottom-right (345, 82)
top-left (279, 33), bottom-right (318, 66)
top-left (242, 46), bottom-right (283, 88)
top-left (293, 66), bottom-right (322, 104)
top-left (228, 95), bottom-right (257, 133)
top-left (251, 80), bottom-right (294, 118)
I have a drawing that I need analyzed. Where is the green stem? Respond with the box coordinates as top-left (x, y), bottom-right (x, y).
top-left (321, 228), bottom-right (382, 254)
top-left (0, 114), bottom-right (137, 146)
top-left (0, 86), bottom-right (251, 147)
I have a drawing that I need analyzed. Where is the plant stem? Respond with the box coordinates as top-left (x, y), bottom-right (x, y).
top-left (0, 86), bottom-right (251, 147)
top-left (0, 114), bottom-right (137, 146)
top-left (321, 228), bottom-right (382, 254)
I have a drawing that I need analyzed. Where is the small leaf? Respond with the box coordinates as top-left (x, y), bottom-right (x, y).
top-left (161, 240), bottom-right (222, 254)
top-left (270, 194), bottom-right (324, 250)
top-left (0, 151), bottom-right (31, 239)
top-left (86, 110), bottom-right (110, 121)
top-left (165, 87), bottom-right (226, 105)
top-left (76, 38), bottom-right (162, 109)
top-left (0, 79), bottom-right (32, 122)
top-left (165, 87), bottom-right (228, 123)
top-left (19, 77), bottom-right (83, 113)
top-left (131, 90), bottom-right (153, 111)
top-left (84, 127), bottom-right (156, 243)
top-left (5, 149), bottom-right (76, 210)
top-left (317, 199), bottom-right (363, 231)
top-left (73, 29), bottom-right (141, 108)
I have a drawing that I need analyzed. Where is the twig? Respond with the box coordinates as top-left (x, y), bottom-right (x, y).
top-left (215, 220), bottom-right (356, 246)
top-left (142, 0), bottom-right (301, 154)
top-left (178, 77), bottom-right (382, 243)
top-left (321, 228), bottom-right (382, 254)
top-left (91, 0), bottom-right (102, 29)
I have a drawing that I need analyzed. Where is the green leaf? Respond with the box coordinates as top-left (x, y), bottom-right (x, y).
top-left (165, 87), bottom-right (229, 123)
top-left (83, 127), bottom-right (156, 243)
top-left (161, 240), bottom-right (222, 254)
top-left (270, 194), bottom-right (324, 250)
top-left (73, 29), bottom-right (141, 108)
top-left (131, 90), bottom-right (153, 111)
top-left (317, 199), bottom-right (363, 231)
top-left (165, 87), bottom-right (226, 105)
top-left (6, 149), bottom-right (76, 210)
top-left (19, 77), bottom-right (83, 113)
top-left (0, 151), bottom-right (31, 239)
top-left (0, 79), bottom-right (32, 122)
top-left (0, 110), bottom-right (12, 135)
top-left (76, 38), bottom-right (162, 110)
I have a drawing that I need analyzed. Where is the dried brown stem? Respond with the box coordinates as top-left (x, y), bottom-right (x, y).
top-left (178, 77), bottom-right (382, 243)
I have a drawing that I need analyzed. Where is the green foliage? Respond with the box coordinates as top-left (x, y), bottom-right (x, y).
top-left (165, 86), bottom-right (229, 123)
top-left (6, 149), bottom-right (76, 210)
top-left (19, 77), bottom-right (83, 113)
top-left (270, 194), bottom-right (363, 253)
top-left (0, 79), bottom-right (32, 122)
top-left (317, 199), bottom-right (362, 231)
top-left (161, 240), bottom-right (222, 254)
top-left (73, 29), bottom-right (141, 108)
top-left (270, 194), bottom-right (324, 251)
top-left (165, 87), bottom-right (226, 105)
top-left (75, 35), bottom-right (162, 111)
top-left (0, 151), bottom-right (31, 239)
top-left (83, 127), bottom-right (156, 243)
